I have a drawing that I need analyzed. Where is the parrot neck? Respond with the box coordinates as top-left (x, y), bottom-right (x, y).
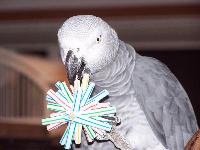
top-left (91, 40), bottom-right (136, 97)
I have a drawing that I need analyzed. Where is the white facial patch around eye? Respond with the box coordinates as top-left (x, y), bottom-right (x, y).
top-left (60, 36), bottom-right (85, 63)
top-left (58, 15), bottom-right (119, 74)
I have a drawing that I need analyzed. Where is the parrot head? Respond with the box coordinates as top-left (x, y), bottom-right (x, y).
top-left (58, 15), bottom-right (119, 84)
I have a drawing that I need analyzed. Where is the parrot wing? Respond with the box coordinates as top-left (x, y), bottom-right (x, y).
top-left (130, 48), bottom-right (198, 150)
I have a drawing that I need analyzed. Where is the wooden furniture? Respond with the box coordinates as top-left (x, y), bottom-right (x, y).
top-left (0, 48), bottom-right (67, 139)
top-left (185, 130), bottom-right (200, 150)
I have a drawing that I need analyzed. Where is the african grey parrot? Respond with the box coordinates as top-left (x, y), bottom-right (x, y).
top-left (57, 15), bottom-right (198, 150)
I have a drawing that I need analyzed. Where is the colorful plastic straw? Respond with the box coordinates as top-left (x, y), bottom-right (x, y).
top-left (41, 73), bottom-right (116, 149)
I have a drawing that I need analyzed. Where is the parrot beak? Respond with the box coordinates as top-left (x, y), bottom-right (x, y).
top-left (64, 50), bottom-right (88, 85)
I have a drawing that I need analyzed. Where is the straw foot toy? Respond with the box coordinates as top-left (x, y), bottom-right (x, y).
top-left (42, 74), bottom-right (131, 149)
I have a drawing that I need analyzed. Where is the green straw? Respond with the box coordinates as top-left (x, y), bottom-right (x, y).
top-left (42, 115), bottom-right (65, 125)
top-left (80, 107), bottom-right (116, 117)
top-left (61, 82), bottom-right (73, 103)
top-left (83, 125), bottom-right (96, 140)
top-left (47, 103), bottom-right (65, 112)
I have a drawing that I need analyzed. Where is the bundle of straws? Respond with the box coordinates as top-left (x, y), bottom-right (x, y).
top-left (42, 74), bottom-right (117, 149)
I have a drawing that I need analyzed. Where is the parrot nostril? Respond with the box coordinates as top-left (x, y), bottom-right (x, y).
top-left (77, 48), bottom-right (80, 52)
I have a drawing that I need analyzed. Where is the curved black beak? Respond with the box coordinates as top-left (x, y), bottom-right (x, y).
top-left (64, 50), bottom-right (88, 85)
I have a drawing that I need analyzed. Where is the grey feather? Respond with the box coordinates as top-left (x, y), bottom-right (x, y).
top-left (90, 40), bottom-right (198, 150)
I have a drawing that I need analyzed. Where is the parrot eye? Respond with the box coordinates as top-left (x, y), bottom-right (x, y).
top-left (96, 35), bottom-right (102, 43)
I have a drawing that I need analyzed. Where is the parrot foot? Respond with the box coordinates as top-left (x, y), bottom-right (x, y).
top-left (96, 116), bottom-right (134, 150)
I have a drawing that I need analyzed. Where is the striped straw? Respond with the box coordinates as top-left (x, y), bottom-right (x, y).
top-left (47, 89), bottom-right (72, 110)
top-left (50, 112), bottom-right (66, 117)
top-left (56, 90), bottom-right (68, 102)
top-left (70, 85), bottom-right (74, 93)
top-left (80, 106), bottom-right (116, 117)
top-left (94, 102), bottom-right (111, 109)
top-left (47, 122), bottom-right (66, 131)
top-left (64, 123), bottom-right (77, 149)
top-left (83, 126), bottom-right (93, 142)
top-left (74, 124), bottom-right (82, 144)
top-left (75, 115), bottom-right (111, 131)
top-left (56, 81), bottom-right (73, 103)
top-left (73, 77), bottom-right (80, 95)
top-left (60, 122), bottom-right (71, 145)
top-left (46, 95), bottom-right (55, 103)
top-left (55, 81), bottom-right (62, 90)
top-left (92, 127), bottom-right (106, 136)
top-left (80, 82), bottom-right (95, 106)
top-left (91, 116), bottom-right (112, 123)
top-left (73, 87), bottom-right (82, 112)
top-left (81, 102), bottom-right (110, 111)
top-left (42, 115), bottom-right (66, 125)
top-left (86, 89), bottom-right (109, 104)
top-left (81, 73), bottom-right (90, 91)
top-left (83, 125), bottom-right (96, 140)
top-left (61, 82), bottom-right (73, 103)
top-left (47, 103), bottom-right (65, 112)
